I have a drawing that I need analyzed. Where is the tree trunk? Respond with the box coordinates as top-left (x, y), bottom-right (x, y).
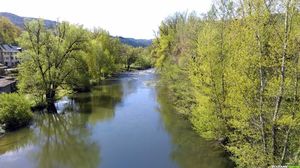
top-left (255, 30), bottom-right (267, 154)
top-left (272, 0), bottom-right (292, 160)
top-left (259, 66), bottom-right (267, 153)
top-left (281, 127), bottom-right (291, 164)
top-left (46, 89), bottom-right (57, 113)
top-left (46, 102), bottom-right (57, 113)
top-left (127, 64), bottom-right (130, 71)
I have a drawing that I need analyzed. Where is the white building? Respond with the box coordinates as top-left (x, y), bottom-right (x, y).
top-left (0, 44), bottom-right (21, 67)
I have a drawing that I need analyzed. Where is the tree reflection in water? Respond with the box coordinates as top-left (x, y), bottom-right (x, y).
top-left (0, 80), bottom-right (126, 168)
top-left (32, 80), bottom-right (125, 168)
top-left (70, 81), bottom-right (124, 124)
top-left (33, 112), bottom-right (100, 168)
top-left (0, 127), bottom-right (35, 155)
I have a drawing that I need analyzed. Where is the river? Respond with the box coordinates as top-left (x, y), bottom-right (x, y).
top-left (0, 69), bottom-right (232, 168)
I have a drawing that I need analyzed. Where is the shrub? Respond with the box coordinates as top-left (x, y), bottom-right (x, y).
top-left (0, 93), bottom-right (33, 130)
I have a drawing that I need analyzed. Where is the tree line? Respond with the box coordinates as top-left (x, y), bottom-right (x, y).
top-left (152, 0), bottom-right (300, 167)
top-left (0, 18), bottom-right (153, 113)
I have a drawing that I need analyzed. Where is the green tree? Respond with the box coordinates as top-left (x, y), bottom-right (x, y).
top-left (122, 45), bottom-right (138, 71)
top-left (223, 0), bottom-right (300, 166)
top-left (152, 0), bottom-right (300, 167)
top-left (18, 20), bottom-right (89, 113)
top-left (135, 47), bottom-right (153, 69)
top-left (189, 1), bottom-right (233, 140)
top-left (85, 29), bottom-right (122, 83)
top-left (0, 17), bottom-right (21, 44)
top-left (153, 12), bottom-right (200, 115)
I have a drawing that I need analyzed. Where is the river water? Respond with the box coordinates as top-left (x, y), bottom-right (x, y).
top-left (0, 69), bottom-right (232, 168)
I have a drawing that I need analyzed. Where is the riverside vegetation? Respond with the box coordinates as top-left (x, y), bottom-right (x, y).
top-left (152, 0), bottom-right (300, 167)
top-left (0, 18), bottom-right (153, 129)
top-left (0, 93), bottom-right (32, 131)
top-left (0, 0), bottom-right (300, 167)
top-left (17, 20), bottom-right (153, 113)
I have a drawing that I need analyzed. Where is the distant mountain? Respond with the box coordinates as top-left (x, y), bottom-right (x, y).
top-left (0, 12), bottom-right (152, 47)
top-left (0, 12), bottom-right (57, 29)
top-left (117, 37), bottom-right (152, 48)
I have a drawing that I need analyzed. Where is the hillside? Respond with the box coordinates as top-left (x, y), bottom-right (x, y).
top-left (0, 12), bottom-right (57, 29)
top-left (0, 12), bottom-right (152, 47)
top-left (117, 36), bottom-right (152, 47)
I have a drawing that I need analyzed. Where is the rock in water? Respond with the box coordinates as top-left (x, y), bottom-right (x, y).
top-left (0, 126), bottom-right (5, 136)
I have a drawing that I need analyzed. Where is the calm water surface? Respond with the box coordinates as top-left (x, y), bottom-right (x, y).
top-left (0, 69), bottom-right (232, 168)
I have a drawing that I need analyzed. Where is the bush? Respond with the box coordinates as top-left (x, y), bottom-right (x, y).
top-left (0, 93), bottom-right (33, 130)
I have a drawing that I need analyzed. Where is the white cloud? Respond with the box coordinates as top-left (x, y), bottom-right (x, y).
top-left (0, 0), bottom-right (212, 39)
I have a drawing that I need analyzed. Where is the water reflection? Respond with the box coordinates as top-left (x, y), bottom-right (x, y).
top-left (33, 113), bottom-right (100, 168)
top-left (0, 128), bottom-right (35, 155)
top-left (0, 112), bottom-right (100, 168)
top-left (32, 81), bottom-right (124, 167)
top-left (70, 82), bottom-right (124, 124)
top-left (156, 86), bottom-right (233, 168)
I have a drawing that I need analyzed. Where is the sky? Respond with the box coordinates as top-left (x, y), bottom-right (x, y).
top-left (0, 0), bottom-right (212, 39)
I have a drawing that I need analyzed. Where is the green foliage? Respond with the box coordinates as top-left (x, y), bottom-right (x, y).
top-left (17, 20), bottom-right (150, 112)
top-left (158, 58), bottom-right (195, 115)
top-left (153, 0), bottom-right (300, 167)
top-left (122, 45), bottom-right (139, 71)
top-left (65, 55), bottom-right (91, 91)
top-left (0, 93), bottom-right (33, 130)
top-left (0, 16), bottom-right (21, 44)
top-left (153, 12), bottom-right (200, 115)
top-left (17, 20), bottom-right (90, 109)
top-left (85, 29), bottom-right (122, 82)
top-left (134, 47), bottom-right (153, 69)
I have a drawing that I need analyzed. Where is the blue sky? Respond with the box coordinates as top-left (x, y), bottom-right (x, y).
top-left (0, 0), bottom-right (212, 39)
